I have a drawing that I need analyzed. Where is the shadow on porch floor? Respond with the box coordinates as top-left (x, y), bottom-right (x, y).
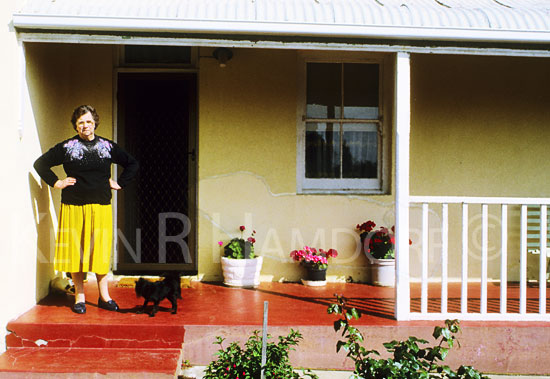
top-left (2, 280), bottom-right (550, 376)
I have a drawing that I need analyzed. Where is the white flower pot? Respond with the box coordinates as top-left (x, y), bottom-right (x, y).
top-left (368, 258), bottom-right (395, 287)
top-left (221, 256), bottom-right (263, 288)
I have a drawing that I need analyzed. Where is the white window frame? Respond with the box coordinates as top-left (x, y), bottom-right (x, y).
top-left (296, 53), bottom-right (390, 195)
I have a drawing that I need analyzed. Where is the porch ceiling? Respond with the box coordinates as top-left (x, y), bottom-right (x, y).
top-left (12, 0), bottom-right (550, 45)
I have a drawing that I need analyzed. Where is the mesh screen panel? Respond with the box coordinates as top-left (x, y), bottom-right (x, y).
top-left (118, 74), bottom-right (194, 267)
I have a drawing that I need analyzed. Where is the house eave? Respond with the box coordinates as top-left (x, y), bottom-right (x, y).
top-left (13, 27), bottom-right (550, 58)
top-left (12, 14), bottom-right (550, 46)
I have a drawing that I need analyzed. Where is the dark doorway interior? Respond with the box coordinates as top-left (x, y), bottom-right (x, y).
top-left (115, 73), bottom-right (197, 274)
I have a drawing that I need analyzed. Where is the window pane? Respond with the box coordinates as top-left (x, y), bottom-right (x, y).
top-left (306, 63), bottom-right (341, 119)
top-left (305, 122), bottom-right (340, 178)
top-left (342, 123), bottom-right (378, 178)
top-left (124, 45), bottom-right (191, 64)
top-left (343, 63), bottom-right (379, 119)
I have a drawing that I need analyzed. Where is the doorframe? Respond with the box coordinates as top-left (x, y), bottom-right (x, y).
top-left (112, 66), bottom-right (199, 273)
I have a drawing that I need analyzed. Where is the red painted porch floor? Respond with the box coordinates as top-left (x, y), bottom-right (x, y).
top-left (2, 279), bottom-right (550, 376)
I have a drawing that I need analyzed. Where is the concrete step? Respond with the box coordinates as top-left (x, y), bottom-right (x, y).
top-left (0, 347), bottom-right (181, 377)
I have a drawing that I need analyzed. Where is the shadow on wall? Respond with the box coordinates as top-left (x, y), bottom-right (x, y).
top-left (29, 173), bottom-right (57, 301)
top-left (25, 42), bottom-right (114, 301)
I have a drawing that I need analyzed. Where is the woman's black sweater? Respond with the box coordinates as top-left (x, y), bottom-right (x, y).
top-left (34, 135), bottom-right (139, 205)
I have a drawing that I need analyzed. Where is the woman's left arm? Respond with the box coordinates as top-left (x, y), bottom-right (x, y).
top-left (111, 142), bottom-right (139, 189)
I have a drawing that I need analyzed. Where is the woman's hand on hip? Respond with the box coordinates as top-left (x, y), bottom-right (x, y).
top-left (54, 177), bottom-right (76, 189)
top-left (109, 179), bottom-right (122, 190)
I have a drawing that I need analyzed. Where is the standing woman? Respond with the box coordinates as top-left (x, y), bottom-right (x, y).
top-left (34, 105), bottom-right (138, 314)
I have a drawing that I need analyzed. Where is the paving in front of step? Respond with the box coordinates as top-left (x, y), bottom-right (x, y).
top-left (180, 366), bottom-right (550, 379)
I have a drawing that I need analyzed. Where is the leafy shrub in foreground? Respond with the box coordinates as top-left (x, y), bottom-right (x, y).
top-left (328, 295), bottom-right (489, 379)
top-left (203, 329), bottom-right (318, 379)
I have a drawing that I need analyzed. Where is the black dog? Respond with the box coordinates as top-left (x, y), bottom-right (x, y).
top-left (135, 272), bottom-right (182, 317)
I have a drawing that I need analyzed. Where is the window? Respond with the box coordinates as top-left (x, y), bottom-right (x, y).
top-left (299, 60), bottom-right (386, 193)
top-left (122, 45), bottom-right (193, 66)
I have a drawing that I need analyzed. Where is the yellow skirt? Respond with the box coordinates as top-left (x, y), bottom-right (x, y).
top-left (55, 203), bottom-right (113, 275)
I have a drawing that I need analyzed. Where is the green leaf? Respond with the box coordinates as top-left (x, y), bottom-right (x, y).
top-left (433, 326), bottom-right (443, 339)
top-left (441, 328), bottom-right (452, 340)
top-left (336, 340), bottom-right (346, 353)
top-left (327, 304), bottom-right (340, 314)
top-left (439, 347), bottom-right (449, 360)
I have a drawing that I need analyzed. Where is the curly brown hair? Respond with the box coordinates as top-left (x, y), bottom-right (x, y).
top-left (71, 105), bottom-right (100, 130)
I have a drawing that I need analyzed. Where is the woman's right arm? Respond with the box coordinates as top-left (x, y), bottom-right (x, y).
top-left (33, 144), bottom-right (74, 188)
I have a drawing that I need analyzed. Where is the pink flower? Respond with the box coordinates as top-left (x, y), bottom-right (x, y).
top-left (289, 245), bottom-right (336, 269)
top-left (218, 241), bottom-right (223, 246)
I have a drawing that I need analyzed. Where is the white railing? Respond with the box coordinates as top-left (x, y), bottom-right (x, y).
top-left (404, 196), bottom-right (550, 321)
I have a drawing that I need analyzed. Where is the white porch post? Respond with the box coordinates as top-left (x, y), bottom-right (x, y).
top-left (395, 51), bottom-right (411, 320)
top-left (18, 40), bottom-right (26, 140)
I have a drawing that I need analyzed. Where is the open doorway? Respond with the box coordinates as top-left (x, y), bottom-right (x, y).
top-left (115, 73), bottom-right (197, 274)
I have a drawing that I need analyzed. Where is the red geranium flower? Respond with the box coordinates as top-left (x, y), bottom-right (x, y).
top-left (356, 220), bottom-right (413, 260)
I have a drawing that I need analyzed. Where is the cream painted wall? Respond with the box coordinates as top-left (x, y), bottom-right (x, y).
top-left (197, 48), bottom-right (395, 283)
top-left (410, 54), bottom-right (550, 281)
top-left (198, 50), bottom-right (550, 284)
top-left (0, 37), bottom-right (114, 353)
top-left (2, 36), bottom-right (549, 354)
top-left (24, 41), bottom-right (114, 285)
top-left (0, 0), bottom-right (45, 354)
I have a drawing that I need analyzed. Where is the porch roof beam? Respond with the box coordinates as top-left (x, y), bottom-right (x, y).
top-left (13, 14), bottom-right (550, 45)
top-left (14, 31), bottom-right (550, 58)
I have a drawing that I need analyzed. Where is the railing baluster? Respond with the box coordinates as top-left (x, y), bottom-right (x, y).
top-left (461, 203), bottom-right (468, 314)
top-left (421, 203), bottom-right (429, 314)
top-left (481, 204), bottom-right (488, 314)
top-left (408, 196), bottom-right (550, 321)
top-left (540, 205), bottom-right (547, 314)
top-left (441, 203), bottom-right (448, 314)
top-left (500, 204), bottom-right (508, 314)
top-left (520, 205), bottom-right (527, 314)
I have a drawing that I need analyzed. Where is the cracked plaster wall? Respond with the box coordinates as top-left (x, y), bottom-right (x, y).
top-left (198, 50), bottom-right (550, 283)
top-left (196, 48), bottom-right (395, 282)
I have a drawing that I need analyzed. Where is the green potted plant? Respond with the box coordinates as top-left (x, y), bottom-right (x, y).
top-left (220, 226), bottom-right (263, 288)
top-left (356, 220), bottom-right (401, 286)
top-left (289, 246), bottom-right (338, 286)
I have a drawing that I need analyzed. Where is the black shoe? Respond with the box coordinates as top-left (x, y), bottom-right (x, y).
top-left (98, 298), bottom-right (119, 311)
top-left (72, 302), bottom-right (86, 314)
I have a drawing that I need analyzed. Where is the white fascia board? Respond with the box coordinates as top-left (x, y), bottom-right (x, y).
top-left (12, 14), bottom-right (550, 44)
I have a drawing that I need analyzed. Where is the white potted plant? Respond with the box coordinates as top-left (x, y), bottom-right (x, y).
top-left (356, 220), bottom-right (410, 287)
top-left (220, 226), bottom-right (263, 288)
